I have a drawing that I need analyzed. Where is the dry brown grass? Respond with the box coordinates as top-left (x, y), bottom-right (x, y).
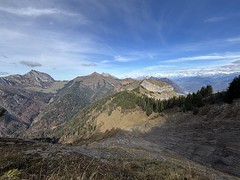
top-left (0, 138), bottom-right (212, 180)
top-left (96, 108), bottom-right (163, 133)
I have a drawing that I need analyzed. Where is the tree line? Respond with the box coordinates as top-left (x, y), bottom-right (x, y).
top-left (136, 75), bottom-right (240, 116)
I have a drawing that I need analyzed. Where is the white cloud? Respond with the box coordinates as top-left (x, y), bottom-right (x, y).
top-left (144, 65), bottom-right (175, 71)
top-left (100, 60), bottom-right (111, 63)
top-left (204, 16), bottom-right (227, 23)
top-left (0, 7), bottom-right (78, 17)
top-left (114, 55), bottom-right (136, 62)
top-left (114, 52), bottom-right (155, 62)
top-left (165, 52), bottom-right (240, 63)
top-left (0, 28), bottom-right (24, 40)
top-left (226, 37), bottom-right (240, 43)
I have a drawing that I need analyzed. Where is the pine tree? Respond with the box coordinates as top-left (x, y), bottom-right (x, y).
top-left (158, 101), bottom-right (163, 112)
top-left (146, 105), bottom-right (153, 116)
top-left (226, 75), bottom-right (240, 103)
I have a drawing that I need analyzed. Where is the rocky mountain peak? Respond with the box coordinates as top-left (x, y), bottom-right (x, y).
top-left (25, 70), bottom-right (55, 83)
top-left (0, 70), bottom-right (55, 88)
top-left (90, 71), bottom-right (100, 76)
top-left (73, 72), bottom-right (120, 89)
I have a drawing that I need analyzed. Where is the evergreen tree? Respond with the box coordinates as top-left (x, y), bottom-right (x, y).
top-left (199, 85), bottom-right (213, 97)
top-left (226, 75), bottom-right (240, 103)
top-left (146, 105), bottom-right (153, 116)
top-left (184, 94), bottom-right (194, 111)
top-left (158, 101), bottom-right (163, 112)
top-left (206, 85), bottom-right (213, 96)
top-left (193, 93), bottom-right (204, 107)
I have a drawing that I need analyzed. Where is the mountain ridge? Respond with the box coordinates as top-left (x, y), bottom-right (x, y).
top-left (23, 72), bottom-right (178, 138)
top-left (0, 70), bottom-right (55, 89)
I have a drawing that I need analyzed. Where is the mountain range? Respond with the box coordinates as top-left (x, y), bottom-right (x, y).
top-left (0, 70), bottom-right (240, 179)
top-left (0, 70), bottom-right (239, 138)
top-left (0, 70), bottom-right (181, 138)
top-left (172, 73), bottom-right (240, 93)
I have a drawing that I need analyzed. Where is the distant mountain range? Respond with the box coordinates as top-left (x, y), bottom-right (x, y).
top-left (172, 73), bottom-right (240, 93)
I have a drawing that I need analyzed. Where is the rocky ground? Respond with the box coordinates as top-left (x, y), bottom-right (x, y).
top-left (1, 137), bottom-right (237, 180)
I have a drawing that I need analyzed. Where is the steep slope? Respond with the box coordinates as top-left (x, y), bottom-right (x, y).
top-left (25, 72), bottom-right (121, 138)
top-left (143, 100), bottom-right (240, 177)
top-left (58, 90), bottom-right (240, 178)
top-left (0, 106), bottom-right (26, 137)
top-left (0, 84), bottom-right (52, 137)
top-left (55, 75), bottom-right (240, 178)
top-left (55, 78), bottom-right (179, 143)
top-left (0, 70), bottom-right (65, 137)
top-left (57, 91), bottom-right (165, 144)
top-left (0, 70), bottom-right (178, 138)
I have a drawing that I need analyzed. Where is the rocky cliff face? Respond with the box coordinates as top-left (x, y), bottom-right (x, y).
top-left (150, 77), bottom-right (185, 94)
top-left (140, 80), bottom-right (173, 93)
top-left (116, 78), bottom-right (178, 100)
top-left (140, 79), bottom-right (177, 100)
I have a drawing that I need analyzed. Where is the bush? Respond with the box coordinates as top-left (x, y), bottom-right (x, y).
top-left (193, 108), bottom-right (199, 115)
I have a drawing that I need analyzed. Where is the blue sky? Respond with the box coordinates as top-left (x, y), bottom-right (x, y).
top-left (0, 0), bottom-right (240, 80)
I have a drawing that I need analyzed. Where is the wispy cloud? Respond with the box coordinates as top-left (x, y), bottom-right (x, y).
top-left (19, 60), bottom-right (42, 67)
top-left (204, 16), bottom-right (227, 23)
top-left (0, 7), bottom-right (78, 17)
top-left (0, 1), bottom-right (239, 80)
top-left (144, 65), bottom-right (175, 71)
top-left (114, 52), bottom-right (156, 62)
top-left (100, 60), bottom-right (111, 64)
top-left (81, 63), bottom-right (97, 67)
top-left (164, 52), bottom-right (240, 63)
top-left (114, 55), bottom-right (136, 62)
top-left (0, 28), bottom-right (24, 40)
top-left (226, 37), bottom-right (240, 43)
